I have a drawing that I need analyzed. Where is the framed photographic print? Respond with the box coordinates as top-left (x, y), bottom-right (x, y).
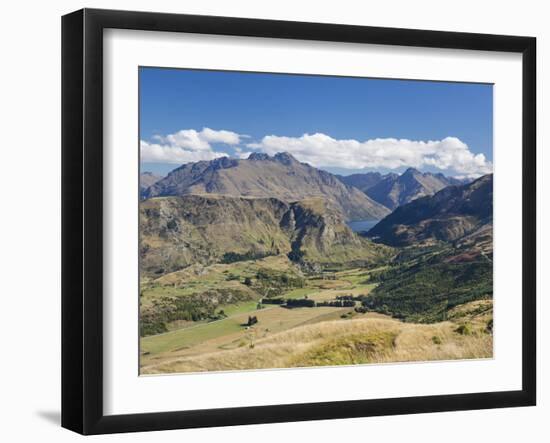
top-left (62, 8), bottom-right (536, 435)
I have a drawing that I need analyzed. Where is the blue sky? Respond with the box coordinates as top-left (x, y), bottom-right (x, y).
top-left (140, 67), bottom-right (493, 178)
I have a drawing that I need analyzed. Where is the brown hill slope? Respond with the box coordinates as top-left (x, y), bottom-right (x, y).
top-left (368, 174), bottom-right (493, 246)
top-left (142, 152), bottom-right (390, 220)
top-left (140, 194), bottom-right (391, 276)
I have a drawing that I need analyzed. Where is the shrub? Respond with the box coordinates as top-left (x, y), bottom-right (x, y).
top-left (432, 335), bottom-right (442, 345)
top-left (455, 323), bottom-right (472, 335)
top-left (140, 320), bottom-right (167, 336)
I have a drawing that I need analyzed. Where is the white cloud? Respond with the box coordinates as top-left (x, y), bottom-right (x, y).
top-left (197, 128), bottom-right (241, 145)
top-left (141, 127), bottom-right (242, 163)
top-left (140, 140), bottom-right (227, 163)
top-left (142, 128), bottom-right (492, 177)
top-left (247, 133), bottom-right (492, 177)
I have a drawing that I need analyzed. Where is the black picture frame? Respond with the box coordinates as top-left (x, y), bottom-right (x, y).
top-left (62, 8), bottom-right (536, 435)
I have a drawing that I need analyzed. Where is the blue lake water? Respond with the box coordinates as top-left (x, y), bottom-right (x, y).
top-left (346, 219), bottom-right (380, 233)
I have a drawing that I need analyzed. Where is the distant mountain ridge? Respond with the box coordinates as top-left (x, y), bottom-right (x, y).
top-left (367, 174), bottom-right (493, 246)
top-left (335, 172), bottom-right (397, 193)
top-left (140, 171), bottom-right (162, 193)
top-left (338, 168), bottom-right (467, 210)
top-left (142, 152), bottom-right (390, 221)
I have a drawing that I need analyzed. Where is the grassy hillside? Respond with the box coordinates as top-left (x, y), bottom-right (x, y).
top-left (364, 244), bottom-right (492, 323)
top-left (140, 255), bottom-right (305, 336)
top-left (140, 195), bottom-right (292, 276)
top-left (140, 255), bottom-right (385, 337)
top-left (140, 194), bottom-right (393, 277)
top-left (141, 300), bottom-right (492, 374)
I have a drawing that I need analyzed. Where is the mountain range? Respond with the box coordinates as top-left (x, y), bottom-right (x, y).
top-left (338, 168), bottom-right (466, 210)
top-left (335, 172), bottom-right (396, 193)
top-left (139, 194), bottom-right (391, 276)
top-left (142, 152), bottom-right (390, 221)
top-left (367, 174), bottom-right (493, 246)
top-left (140, 171), bottom-right (162, 193)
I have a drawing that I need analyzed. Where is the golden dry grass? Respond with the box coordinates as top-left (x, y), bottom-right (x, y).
top-left (141, 304), bottom-right (493, 375)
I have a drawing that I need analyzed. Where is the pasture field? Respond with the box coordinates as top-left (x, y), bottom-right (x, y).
top-left (140, 260), bottom-right (385, 370)
top-left (141, 305), bottom-right (349, 368)
top-left (139, 256), bottom-right (492, 374)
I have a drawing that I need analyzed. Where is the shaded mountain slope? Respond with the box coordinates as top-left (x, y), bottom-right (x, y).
top-left (368, 174), bottom-right (493, 246)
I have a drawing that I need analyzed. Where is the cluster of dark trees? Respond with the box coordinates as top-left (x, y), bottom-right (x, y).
top-left (261, 297), bottom-right (285, 305)
top-left (251, 268), bottom-right (306, 298)
top-left (317, 300), bottom-right (356, 308)
top-left (285, 298), bottom-right (315, 308)
top-left (336, 295), bottom-right (355, 301)
top-left (364, 258), bottom-right (493, 323)
top-left (335, 295), bottom-right (363, 301)
top-left (260, 296), bottom-right (361, 309)
top-left (221, 250), bottom-right (272, 264)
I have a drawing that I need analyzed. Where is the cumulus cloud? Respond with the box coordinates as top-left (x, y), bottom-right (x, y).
top-left (142, 127), bottom-right (492, 177)
top-left (141, 127), bottom-right (242, 163)
top-left (140, 140), bottom-right (227, 163)
top-left (247, 133), bottom-right (492, 177)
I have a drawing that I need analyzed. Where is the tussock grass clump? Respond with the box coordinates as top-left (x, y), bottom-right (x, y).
top-left (455, 323), bottom-right (472, 336)
top-left (290, 331), bottom-right (397, 367)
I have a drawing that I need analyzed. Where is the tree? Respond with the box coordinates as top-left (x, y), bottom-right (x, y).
top-left (243, 277), bottom-right (252, 286)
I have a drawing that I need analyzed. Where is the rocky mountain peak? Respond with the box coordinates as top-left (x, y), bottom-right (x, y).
top-left (247, 152), bottom-right (271, 161)
top-left (209, 156), bottom-right (239, 170)
top-left (273, 152), bottom-right (298, 165)
top-left (339, 167), bottom-right (464, 211)
top-left (402, 167), bottom-right (421, 177)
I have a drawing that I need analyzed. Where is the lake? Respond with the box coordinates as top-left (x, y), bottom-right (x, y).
top-left (346, 219), bottom-right (380, 233)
